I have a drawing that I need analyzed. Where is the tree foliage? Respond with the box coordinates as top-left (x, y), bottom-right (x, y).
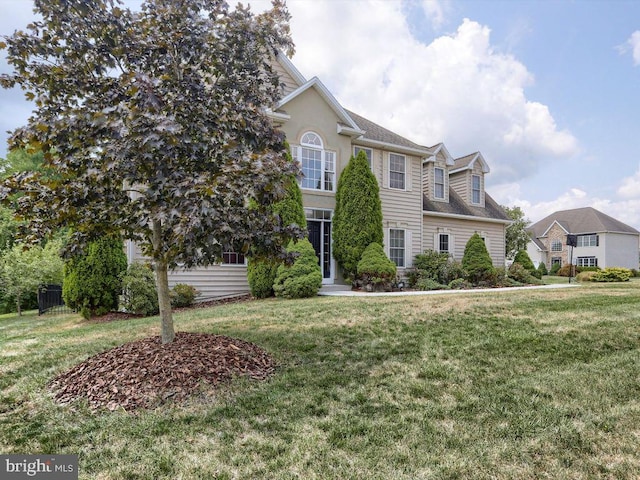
top-left (0, 239), bottom-right (64, 315)
top-left (333, 151), bottom-right (383, 280)
top-left (357, 242), bottom-right (397, 291)
top-left (503, 205), bottom-right (531, 260)
top-left (462, 233), bottom-right (496, 285)
top-left (63, 235), bottom-right (128, 319)
top-left (273, 239), bottom-right (321, 299)
top-left (0, 0), bottom-right (301, 342)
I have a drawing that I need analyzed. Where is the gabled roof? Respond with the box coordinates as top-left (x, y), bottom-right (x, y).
top-left (423, 188), bottom-right (510, 224)
top-left (346, 110), bottom-right (432, 156)
top-left (277, 77), bottom-right (364, 136)
top-left (424, 143), bottom-right (455, 166)
top-left (450, 152), bottom-right (490, 174)
top-left (528, 207), bottom-right (639, 238)
top-left (276, 52), bottom-right (307, 88)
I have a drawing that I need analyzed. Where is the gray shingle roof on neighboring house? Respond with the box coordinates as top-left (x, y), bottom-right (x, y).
top-left (345, 110), bottom-right (427, 152)
top-left (528, 207), bottom-right (639, 237)
top-left (423, 188), bottom-right (510, 222)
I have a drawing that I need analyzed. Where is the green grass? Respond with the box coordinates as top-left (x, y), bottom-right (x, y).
top-left (2, 282), bottom-right (640, 479)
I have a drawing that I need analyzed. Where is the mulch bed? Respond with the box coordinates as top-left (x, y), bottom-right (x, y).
top-left (49, 331), bottom-right (276, 411)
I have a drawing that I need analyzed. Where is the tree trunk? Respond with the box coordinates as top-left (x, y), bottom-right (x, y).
top-left (152, 219), bottom-right (175, 344)
top-left (16, 293), bottom-right (22, 317)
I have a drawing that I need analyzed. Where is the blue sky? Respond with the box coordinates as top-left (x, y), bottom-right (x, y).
top-left (1, 0), bottom-right (640, 229)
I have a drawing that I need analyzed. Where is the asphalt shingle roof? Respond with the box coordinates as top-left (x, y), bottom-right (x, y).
top-left (423, 188), bottom-right (510, 222)
top-left (528, 207), bottom-right (639, 237)
top-left (345, 110), bottom-right (426, 151)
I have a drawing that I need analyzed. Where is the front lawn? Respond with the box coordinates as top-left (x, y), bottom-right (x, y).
top-left (1, 282), bottom-right (639, 479)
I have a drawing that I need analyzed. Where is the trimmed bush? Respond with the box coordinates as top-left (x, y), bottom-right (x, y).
top-left (412, 250), bottom-right (465, 285)
top-left (247, 259), bottom-right (279, 299)
top-left (415, 278), bottom-right (450, 291)
top-left (170, 283), bottom-right (199, 308)
top-left (508, 262), bottom-right (543, 285)
top-left (592, 267), bottom-right (632, 282)
top-left (557, 265), bottom-right (581, 277)
top-left (550, 262), bottom-right (561, 275)
top-left (121, 262), bottom-right (159, 316)
top-left (333, 151), bottom-right (383, 280)
top-left (273, 239), bottom-right (322, 299)
top-left (513, 249), bottom-right (541, 279)
top-left (62, 235), bottom-right (127, 319)
top-left (448, 278), bottom-right (471, 290)
top-left (576, 271), bottom-right (596, 282)
top-left (357, 242), bottom-right (397, 292)
top-left (462, 233), bottom-right (496, 285)
top-left (537, 262), bottom-right (548, 276)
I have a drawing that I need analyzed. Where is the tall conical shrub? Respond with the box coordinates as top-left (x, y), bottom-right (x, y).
top-left (333, 150), bottom-right (383, 280)
top-left (462, 233), bottom-right (496, 285)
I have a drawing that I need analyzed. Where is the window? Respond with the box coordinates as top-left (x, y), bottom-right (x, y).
top-left (577, 234), bottom-right (599, 247)
top-left (389, 229), bottom-right (405, 267)
top-left (222, 252), bottom-right (245, 265)
top-left (434, 167), bottom-right (445, 199)
top-left (438, 233), bottom-right (449, 253)
top-left (472, 175), bottom-right (481, 204)
top-left (551, 240), bottom-right (563, 252)
top-left (551, 257), bottom-right (562, 267)
top-left (577, 256), bottom-right (598, 267)
top-left (389, 153), bottom-right (406, 190)
top-left (354, 146), bottom-right (373, 167)
top-left (294, 132), bottom-right (336, 192)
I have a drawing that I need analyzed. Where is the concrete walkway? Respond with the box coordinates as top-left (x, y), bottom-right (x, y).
top-left (319, 282), bottom-right (578, 297)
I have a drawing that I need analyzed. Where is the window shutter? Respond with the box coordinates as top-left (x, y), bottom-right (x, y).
top-left (406, 157), bottom-right (412, 192)
top-left (383, 228), bottom-right (390, 254)
top-left (405, 230), bottom-right (412, 267)
top-left (596, 235), bottom-right (599, 247)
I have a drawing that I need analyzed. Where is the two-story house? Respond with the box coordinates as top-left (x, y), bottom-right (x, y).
top-left (526, 207), bottom-right (640, 270)
top-left (127, 54), bottom-right (510, 298)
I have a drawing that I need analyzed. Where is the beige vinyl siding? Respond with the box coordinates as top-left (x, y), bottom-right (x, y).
top-left (272, 60), bottom-right (301, 96)
top-left (127, 240), bottom-right (249, 300)
top-left (423, 160), bottom-right (449, 202)
top-left (450, 171), bottom-right (468, 202)
top-left (381, 155), bottom-right (423, 271)
top-left (423, 216), bottom-right (506, 267)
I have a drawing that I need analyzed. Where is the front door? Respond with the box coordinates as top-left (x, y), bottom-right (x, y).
top-left (308, 220), bottom-right (332, 282)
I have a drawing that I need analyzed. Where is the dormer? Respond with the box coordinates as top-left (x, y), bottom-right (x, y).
top-left (449, 152), bottom-right (490, 208)
top-left (422, 143), bottom-right (454, 202)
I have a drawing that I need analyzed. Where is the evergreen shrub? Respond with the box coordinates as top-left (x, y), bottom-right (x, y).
top-left (62, 235), bottom-right (127, 319)
top-left (121, 262), bottom-right (159, 316)
top-left (356, 243), bottom-right (397, 292)
top-left (333, 151), bottom-right (383, 280)
top-left (557, 265), bottom-right (581, 277)
top-left (550, 262), bottom-right (561, 275)
top-left (273, 239), bottom-right (322, 299)
top-left (576, 271), bottom-right (596, 282)
top-left (537, 262), bottom-right (548, 276)
top-left (170, 283), bottom-right (199, 308)
top-left (412, 250), bottom-right (465, 285)
top-left (247, 259), bottom-right (279, 299)
top-left (462, 233), bottom-right (496, 285)
top-left (415, 278), bottom-right (450, 291)
top-left (592, 267), bottom-right (632, 282)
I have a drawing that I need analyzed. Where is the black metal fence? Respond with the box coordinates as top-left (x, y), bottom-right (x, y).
top-left (38, 284), bottom-right (73, 315)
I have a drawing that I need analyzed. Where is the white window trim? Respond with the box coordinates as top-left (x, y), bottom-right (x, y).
top-left (551, 239), bottom-right (563, 252)
top-left (471, 174), bottom-right (481, 205)
top-left (388, 153), bottom-right (407, 191)
top-left (293, 132), bottom-right (336, 193)
top-left (434, 167), bottom-right (446, 200)
top-left (221, 251), bottom-right (247, 266)
top-left (354, 146), bottom-right (373, 168)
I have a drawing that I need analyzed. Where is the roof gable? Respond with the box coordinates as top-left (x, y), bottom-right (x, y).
top-left (451, 152), bottom-right (490, 174)
top-left (424, 143), bottom-right (455, 166)
top-left (529, 207), bottom-right (639, 238)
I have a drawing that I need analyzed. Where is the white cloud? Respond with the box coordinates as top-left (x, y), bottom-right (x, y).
top-left (420, 0), bottom-right (450, 30)
top-left (618, 30), bottom-right (640, 66)
top-left (617, 164), bottom-right (640, 198)
top-left (284, 3), bottom-right (579, 184)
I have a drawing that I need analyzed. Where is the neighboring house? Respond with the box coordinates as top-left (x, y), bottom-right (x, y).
top-left (128, 54), bottom-right (510, 299)
top-left (526, 207), bottom-right (640, 270)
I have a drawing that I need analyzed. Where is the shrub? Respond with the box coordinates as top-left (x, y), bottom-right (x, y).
top-left (557, 265), bottom-right (581, 277)
top-left (462, 233), bottom-right (496, 285)
top-left (576, 271), bottom-right (596, 282)
top-left (415, 278), bottom-right (450, 291)
top-left (62, 235), bottom-right (127, 319)
top-left (170, 283), bottom-right (199, 308)
top-left (247, 258), bottom-right (279, 299)
top-left (448, 278), bottom-right (471, 290)
top-left (513, 250), bottom-right (535, 272)
top-left (550, 262), bottom-right (561, 275)
top-left (537, 262), bottom-right (548, 276)
top-left (273, 239), bottom-right (322, 299)
top-left (592, 267), bottom-right (632, 282)
top-left (508, 262), bottom-right (543, 285)
top-left (333, 151), bottom-right (383, 280)
top-left (412, 250), bottom-right (465, 285)
top-left (121, 262), bottom-right (159, 316)
top-left (357, 242), bottom-right (397, 292)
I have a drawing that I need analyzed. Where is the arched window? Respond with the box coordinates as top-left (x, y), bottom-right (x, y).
top-left (292, 132), bottom-right (336, 191)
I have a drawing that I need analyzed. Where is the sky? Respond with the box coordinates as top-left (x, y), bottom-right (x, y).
top-left (1, 0), bottom-right (640, 230)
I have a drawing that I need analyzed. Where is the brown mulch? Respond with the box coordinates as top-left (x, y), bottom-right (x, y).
top-left (49, 331), bottom-right (276, 411)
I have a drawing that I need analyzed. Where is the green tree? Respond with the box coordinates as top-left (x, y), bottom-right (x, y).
top-left (0, 239), bottom-right (64, 315)
top-left (0, 0), bottom-right (301, 343)
top-left (357, 242), bottom-right (397, 291)
top-left (333, 151), bottom-right (383, 280)
top-left (462, 233), bottom-right (496, 285)
top-left (503, 205), bottom-right (531, 260)
top-left (63, 235), bottom-right (128, 319)
top-left (248, 151), bottom-right (307, 299)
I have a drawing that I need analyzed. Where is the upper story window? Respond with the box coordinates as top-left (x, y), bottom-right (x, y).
top-left (551, 240), bottom-right (563, 252)
top-left (294, 132), bottom-right (336, 192)
top-left (577, 234), bottom-right (599, 247)
top-left (434, 167), bottom-right (445, 199)
top-left (472, 175), bottom-right (481, 204)
top-left (354, 146), bottom-right (373, 168)
top-left (389, 153), bottom-right (406, 190)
